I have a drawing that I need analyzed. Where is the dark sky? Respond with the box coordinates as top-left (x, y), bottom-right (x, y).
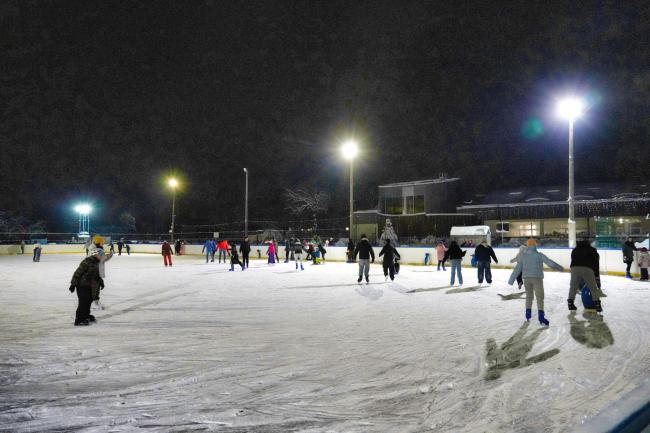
top-left (1, 1), bottom-right (649, 233)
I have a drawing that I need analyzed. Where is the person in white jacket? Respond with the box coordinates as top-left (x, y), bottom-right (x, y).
top-left (88, 236), bottom-right (113, 310)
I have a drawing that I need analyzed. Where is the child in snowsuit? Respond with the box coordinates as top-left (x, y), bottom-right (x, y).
top-left (69, 250), bottom-right (104, 326)
top-left (508, 238), bottom-right (563, 326)
top-left (639, 247), bottom-right (649, 281)
top-left (229, 243), bottom-right (245, 271)
top-left (162, 241), bottom-right (173, 266)
top-left (379, 239), bottom-right (401, 281)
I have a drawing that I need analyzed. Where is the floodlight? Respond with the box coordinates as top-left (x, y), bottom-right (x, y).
top-left (341, 140), bottom-right (359, 160)
top-left (556, 97), bottom-right (585, 121)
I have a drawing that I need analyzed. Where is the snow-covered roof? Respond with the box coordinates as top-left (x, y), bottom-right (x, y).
top-left (378, 177), bottom-right (460, 188)
top-left (450, 225), bottom-right (491, 236)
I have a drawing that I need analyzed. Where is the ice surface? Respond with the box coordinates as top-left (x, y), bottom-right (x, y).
top-left (1, 254), bottom-right (649, 432)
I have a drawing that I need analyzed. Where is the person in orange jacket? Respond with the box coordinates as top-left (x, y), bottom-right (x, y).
top-left (162, 241), bottom-right (173, 267)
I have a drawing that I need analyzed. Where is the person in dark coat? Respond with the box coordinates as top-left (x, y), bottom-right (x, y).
top-left (162, 241), bottom-right (173, 267)
top-left (347, 239), bottom-right (355, 263)
top-left (443, 241), bottom-right (466, 286)
top-left (379, 239), bottom-right (401, 281)
top-left (175, 240), bottom-right (182, 255)
top-left (622, 237), bottom-right (637, 278)
top-left (569, 239), bottom-right (604, 312)
top-left (117, 239), bottom-right (124, 255)
top-left (240, 237), bottom-right (251, 268)
top-left (69, 250), bottom-right (103, 326)
top-left (318, 244), bottom-right (327, 262)
top-left (474, 239), bottom-right (498, 284)
top-left (229, 242), bottom-right (245, 271)
top-left (353, 234), bottom-right (375, 283)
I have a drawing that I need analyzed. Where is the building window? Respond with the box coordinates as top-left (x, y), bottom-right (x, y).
top-left (404, 195), bottom-right (425, 214)
top-left (385, 197), bottom-right (402, 214)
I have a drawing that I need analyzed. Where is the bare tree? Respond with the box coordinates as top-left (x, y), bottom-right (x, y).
top-left (284, 188), bottom-right (330, 232)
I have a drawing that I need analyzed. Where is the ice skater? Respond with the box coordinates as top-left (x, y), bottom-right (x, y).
top-left (347, 239), bottom-right (355, 263)
top-left (88, 235), bottom-right (113, 310)
top-left (202, 238), bottom-right (216, 263)
top-left (568, 239), bottom-right (604, 312)
top-left (229, 242), bottom-right (245, 271)
top-left (443, 241), bottom-right (466, 286)
top-left (217, 239), bottom-right (230, 263)
top-left (639, 247), bottom-right (649, 281)
top-left (267, 239), bottom-right (277, 264)
top-left (318, 243), bottom-right (327, 262)
top-left (622, 237), bottom-right (637, 278)
top-left (379, 239), bottom-right (400, 281)
top-left (507, 238), bottom-right (563, 326)
top-left (354, 234), bottom-right (375, 284)
top-left (32, 241), bottom-right (42, 262)
top-left (162, 240), bottom-right (173, 267)
top-left (293, 238), bottom-right (306, 270)
top-left (240, 237), bottom-right (251, 268)
top-left (436, 240), bottom-right (446, 270)
top-left (69, 249), bottom-right (103, 326)
top-left (510, 245), bottom-right (526, 289)
top-left (474, 238), bottom-right (498, 285)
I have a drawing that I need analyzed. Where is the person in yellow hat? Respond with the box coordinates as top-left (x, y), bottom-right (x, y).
top-left (88, 235), bottom-right (113, 310)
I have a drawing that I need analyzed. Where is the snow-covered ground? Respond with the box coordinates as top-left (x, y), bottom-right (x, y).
top-left (1, 254), bottom-right (649, 433)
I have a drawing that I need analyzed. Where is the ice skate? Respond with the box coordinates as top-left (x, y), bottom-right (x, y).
top-left (525, 308), bottom-right (531, 321)
top-left (92, 300), bottom-right (105, 310)
top-left (74, 319), bottom-right (90, 326)
top-left (87, 314), bottom-right (96, 323)
top-left (567, 299), bottom-right (577, 311)
top-left (538, 310), bottom-right (549, 326)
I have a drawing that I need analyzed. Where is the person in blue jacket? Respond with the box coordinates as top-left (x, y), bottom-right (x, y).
top-left (508, 238), bottom-right (564, 326)
top-left (202, 238), bottom-right (216, 263)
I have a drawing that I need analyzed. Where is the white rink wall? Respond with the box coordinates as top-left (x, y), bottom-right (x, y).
top-left (1, 243), bottom-right (642, 276)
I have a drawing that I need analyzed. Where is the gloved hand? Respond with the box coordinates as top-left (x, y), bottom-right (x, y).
top-left (69, 284), bottom-right (76, 293)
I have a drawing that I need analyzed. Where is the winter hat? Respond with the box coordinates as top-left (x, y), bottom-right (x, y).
top-left (92, 235), bottom-right (105, 246)
top-left (526, 238), bottom-right (537, 247)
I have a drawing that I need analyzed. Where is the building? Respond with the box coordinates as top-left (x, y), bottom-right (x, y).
top-left (354, 178), bottom-right (650, 246)
top-left (457, 183), bottom-right (650, 246)
top-left (353, 177), bottom-right (477, 242)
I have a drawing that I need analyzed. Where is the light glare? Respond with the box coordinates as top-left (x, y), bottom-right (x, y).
top-left (341, 140), bottom-right (359, 160)
top-left (556, 97), bottom-right (585, 120)
top-left (74, 204), bottom-right (92, 215)
top-left (168, 178), bottom-right (178, 188)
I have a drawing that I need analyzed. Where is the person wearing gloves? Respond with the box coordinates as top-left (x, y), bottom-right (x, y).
top-left (443, 241), bottom-right (466, 286)
top-left (378, 239), bottom-right (401, 281)
top-left (508, 238), bottom-right (564, 326)
top-left (353, 234), bottom-right (375, 283)
top-left (568, 239), bottom-right (604, 312)
top-left (510, 245), bottom-right (527, 290)
top-left (474, 239), bottom-right (498, 285)
top-left (69, 249), bottom-right (103, 326)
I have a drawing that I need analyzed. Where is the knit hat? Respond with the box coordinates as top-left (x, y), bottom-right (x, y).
top-left (526, 238), bottom-right (537, 247)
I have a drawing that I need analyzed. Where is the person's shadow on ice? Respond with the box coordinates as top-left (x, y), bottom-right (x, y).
top-left (485, 322), bottom-right (560, 380)
top-left (355, 285), bottom-right (383, 301)
top-left (568, 313), bottom-right (614, 349)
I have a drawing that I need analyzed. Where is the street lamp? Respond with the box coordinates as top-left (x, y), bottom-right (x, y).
top-left (556, 97), bottom-right (585, 248)
top-left (74, 204), bottom-right (92, 238)
top-left (168, 178), bottom-right (178, 243)
top-left (341, 140), bottom-right (359, 241)
top-left (243, 168), bottom-right (248, 238)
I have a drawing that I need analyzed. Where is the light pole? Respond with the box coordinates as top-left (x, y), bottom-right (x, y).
top-left (74, 204), bottom-right (92, 238)
top-left (168, 178), bottom-right (178, 243)
top-left (243, 168), bottom-right (248, 238)
top-left (556, 97), bottom-right (585, 248)
top-left (341, 140), bottom-right (359, 241)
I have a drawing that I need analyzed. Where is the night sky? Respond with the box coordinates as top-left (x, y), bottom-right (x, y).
top-left (1, 1), bottom-right (649, 233)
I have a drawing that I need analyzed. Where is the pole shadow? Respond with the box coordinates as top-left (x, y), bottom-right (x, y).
top-left (568, 312), bottom-right (614, 349)
top-left (497, 292), bottom-right (526, 301)
top-left (485, 322), bottom-right (560, 380)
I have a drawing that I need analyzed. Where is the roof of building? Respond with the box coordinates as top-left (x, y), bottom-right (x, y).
top-left (378, 177), bottom-right (461, 188)
top-left (459, 183), bottom-right (650, 208)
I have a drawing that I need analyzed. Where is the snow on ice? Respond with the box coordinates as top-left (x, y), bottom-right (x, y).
top-left (1, 253), bottom-right (649, 432)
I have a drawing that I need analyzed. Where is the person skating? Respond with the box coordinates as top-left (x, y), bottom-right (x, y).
top-left (174, 239), bottom-right (182, 255)
top-left (109, 242), bottom-right (115, 254)
top-left (69, 249), bottom-right (103, 326)
top-left (117, 239), bottom-right (124, 255)
top-left (353, 234), bottom-right (375, 284)
top-left (443, 241), bottom-right (466, 286)
top-left (284, 241), bottom-right (290, 263)
top-left (639, 247), bottom-right (650, 281)
top-left (510, 245), bottom-right (526, 290)
top-left (125, 243), bottom-right (130, 255)
top-left (267, 239), bottom-right (277, 264)
top-left (436, 241), bottom-right (447, 271)
top-left (32, 241), bottom-right (42, 262)
top-left (202, 238), bottom-right (216, 263)
top-left (293, 238), bottom-right (306, 270)
top-left (217, 239), bottom-right (230, 263)
top-left (229, 242), bottom-right (245, 271)
top-left (240, 237), bottom-right (251, 268)
top-left (347, 239), bottom-right (355, 263)
top-left (474, 239), bottom-right (498, 285)
top-left (379, 239), bottom-right (401, 281)
top-left (318, 243), bottom-right (327, 262)
top-left (20, 240), bottom-right (25, 254)
top-left (162, 241), bottom-right (173, 267)
top-left (507, 238), bottom-right (564, 326)
top-left (622, 237), bottom-right (637, 278)
top-left (88, 235), bottom-right (113, 310)
top-left (568, 239), bottom-right (605, 312)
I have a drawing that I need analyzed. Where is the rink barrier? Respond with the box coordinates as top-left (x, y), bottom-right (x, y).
top-left (0, 244), bottom-right (643, 277)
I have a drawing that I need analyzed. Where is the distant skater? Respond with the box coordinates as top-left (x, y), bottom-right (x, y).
top-left (162, 241), bottom-right (173, 267)
top-left (443, 241), bottom-right (466, 286)
top-left (229, 243), bottom-right (245, 271)
top-left (293, 238), bottom-right (306, 270)
top-left (622, 237), bottom-right (637, 278)
top-left (379, 239), bottom-right (400, 281)
top-left (240, 237), bottom-right (251, 268)
top-left (354, 234), bottom-right (375, 284)
top-left (267, 240), bottom-right (277, 264)
top-left (436, 241), bottom-right (446, 270)
top-left (32, 241), bottom-right (42, 262)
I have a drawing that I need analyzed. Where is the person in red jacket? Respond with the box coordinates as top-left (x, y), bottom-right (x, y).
top-left (217, 239), bottom-right (230, 263)
top-left (162, 241), bottom-right (173, 267)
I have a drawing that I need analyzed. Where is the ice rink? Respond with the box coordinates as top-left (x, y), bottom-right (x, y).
top-left (1, 253), bottom-right (649, 432)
